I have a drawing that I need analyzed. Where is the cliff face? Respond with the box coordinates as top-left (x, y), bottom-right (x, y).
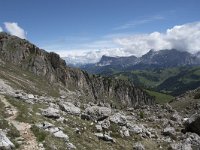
top-left (0, 32), bottom-right (154, 106)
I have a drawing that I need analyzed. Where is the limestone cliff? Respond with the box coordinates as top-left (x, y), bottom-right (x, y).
top-left (0, 32), bottom-right (154, 106)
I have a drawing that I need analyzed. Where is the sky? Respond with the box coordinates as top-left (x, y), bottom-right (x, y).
top-left (0, 0), bottom-right (200, 64)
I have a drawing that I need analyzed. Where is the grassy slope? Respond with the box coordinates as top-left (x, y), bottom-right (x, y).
top-left (0, 63), bottom-right (60, 97)
top-left (109, 66), bottom-right (200, 96)
top-left (146, 90), bottom-right (174, 104)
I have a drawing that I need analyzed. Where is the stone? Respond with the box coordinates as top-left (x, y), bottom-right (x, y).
top-left (94, 133), bottom-right (115, 143)
top-left (53, 130), bottom-right (69, 141)
top-left (27, 94), bottom-right (34, 99)
top-left (36, 121), bottom-right (54, 129)
top-left (184, 113), bottom-right (200, 136)
top-left (95, 124), bottom-right (102, 132)
top-left (59, 102), bottom-right (81, 115)
top-left (0, 131), bottom-right (15, 150)
top-left (170, 112), bottom-right (182, 125)
top-left (85, 106), bottom-right (111, 121)
top-left (120, 126), bottom-right (130, 137)
top-left (133, 142), bottom-right (145, 150)
top-left (127, 123), bottom-right (143, 134)
top-left (81, 113), bottom-right (91, 120)
top-left (99, 119), bottom-right (110, 129)
top-left (42, 107), bottom-right (60, 119)
top-left (169, 143), bottom-right (192, 150)
top-left (109, 112), bottom-right (127, 126)
top-left (162, 127), bottom-right (176, 139)
top-left (67, 142), bottom-right (76, 149)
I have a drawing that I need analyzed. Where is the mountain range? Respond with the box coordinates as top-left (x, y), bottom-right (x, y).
top-left (76, 49), bottom-right (200, 96)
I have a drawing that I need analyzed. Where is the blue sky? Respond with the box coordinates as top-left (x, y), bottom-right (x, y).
top-left (0, 0), bottom-right (200, 63)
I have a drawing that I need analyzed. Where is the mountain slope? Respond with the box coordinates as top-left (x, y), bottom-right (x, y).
top-left (79, 49), bottom-right (200, 96)
top-left (0, 32), bottom-right (154, 107)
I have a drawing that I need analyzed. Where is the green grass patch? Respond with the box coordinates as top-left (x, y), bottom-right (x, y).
top-left (146, 90), bottom-right (174, 104)
top-left (31, 125), bottom-right (48, 142)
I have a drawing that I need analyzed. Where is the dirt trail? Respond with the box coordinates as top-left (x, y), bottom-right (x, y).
top-left (0, 95), bottom-right (41, 150)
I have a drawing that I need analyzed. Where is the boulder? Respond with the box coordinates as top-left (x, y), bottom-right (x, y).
top-left (170, 112), bottom-right (182, 125)
top-left (0, 131), bottom-right (15, 150)
top-left (162, 127), bottom-right (176, 139)
top-left (133, 142), bottom-right (145, 150)
top-left (120, 126), bottom-right (130, 137)
top-left (95, 124), bottom-right (103, 132)
top-left (99, 119), bottom-right (110, 129)
top-left (42, 107), bottom-right (60, 119)
top-left (85, 106), bottom-right (111, 121)
top-left (53, 130), bottom-right (69, 141)
top-left (169, 142), bottom-right (192, 150)
top-left (127, 123), bottom-right (143, 134)
top-left (109, 113), bottom-right (127, 126)
top-left (59, 102), bottom-right (81, 115)
top-left (67, 142), bottom-right (76, 149)
top-left (184, 113), bottom-right (200, 136)
top-left (94, 133), bottom-right (115, 143)
top-left (27, 94), bottom-right (34, 99)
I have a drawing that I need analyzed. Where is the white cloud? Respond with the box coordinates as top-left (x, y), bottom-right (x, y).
top-left (60, 48), bottom-right (129, 64)
top-left (0, 26), bottom-right (3, 32)
top-left (114, 22), bottom-right (200, 56)
top-left (54, 22), bottom-right (200, 64)
top-left (4, 22), bottom-right (26, 39)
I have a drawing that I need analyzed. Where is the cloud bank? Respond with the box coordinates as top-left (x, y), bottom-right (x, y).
top-left (114, 22), bottom-right (200, 56)
top-left (4, 22), bottom-right (26, 39)
top-left (0, 26), bottom-right (2, 32)
top-left (61, 22), bottom-right (200, 64)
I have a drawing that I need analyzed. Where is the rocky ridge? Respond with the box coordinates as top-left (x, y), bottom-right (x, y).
top-left (0, 32), bottom-right (154, 107)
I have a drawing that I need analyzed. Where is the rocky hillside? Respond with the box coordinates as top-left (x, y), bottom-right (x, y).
top-left (0, 32), bottom-right (154, 107)
top-left (0, 79), bottom-right (200, 149)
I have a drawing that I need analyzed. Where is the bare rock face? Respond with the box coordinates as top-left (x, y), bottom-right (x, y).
top-left (0, 131), bottom-right (15, 150)
top-left (184, 114), bottom-right (200, 136)
top-left (0, 32), bottom-right (155, 107)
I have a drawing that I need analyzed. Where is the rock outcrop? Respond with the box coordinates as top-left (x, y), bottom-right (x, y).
top-left (0, 32), bottom-right (154, 107)
top-left (184, 114), bottom-right (200, 136)
top-left (0, 131), bottom-right (15, 150)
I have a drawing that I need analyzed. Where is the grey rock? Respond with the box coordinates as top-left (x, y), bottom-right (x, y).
top-left (133, 142), bottom-right (145, 150)
top-left (99, 119), bottom-right (110, 129)
top-left (80, 113), bottom-right (91, 120)
top-left (0, 131), bottom-right (15, 150)
top-left (42, 107), bottom-right (60, 119)
top-left (127, 123), bottom-right (143, 134)
top-left (27, 94), bottom-right (34, 99)
top-left (94, 133), bottom-right (115, 143)
top-left (85, 106), bottom-right (111, 121)
top-left (120, 126), bottom-right (130, 137)
top-left (53, 130), bottom-right (69, 141)
top-left (162, 127), bottom-right (176, 139)
top-left (109, 113), bottom-right (127, 126)
top-left (95, 124), bottom-right (102, 132)
top-left (169, 142), bottom-right (192, 150)
top-left (170, 112), bottom-right (182, 125)
top-left (184, 113), bottom-right (200, 136)
top-left (59, 102), bottom-right (81, 115)
top-left (67, 142), bottom-right (76, 150)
